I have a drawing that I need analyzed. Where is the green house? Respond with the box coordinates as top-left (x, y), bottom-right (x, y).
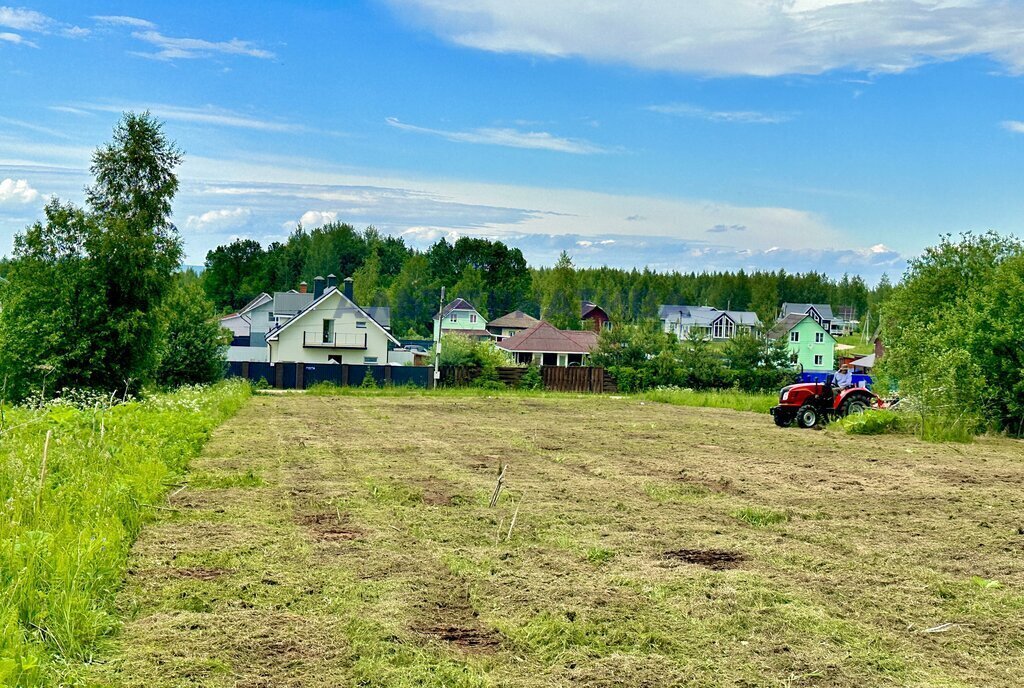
top-left (769, 313), bottom-right (836, 372)
top-left (433, 297), bottom-right (489, 342)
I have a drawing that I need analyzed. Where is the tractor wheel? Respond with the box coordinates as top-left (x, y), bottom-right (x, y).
top-left (795, 404), bottom-right (819, 428)
top-left (773, 410), bottom-right (794, 427)
top-left (841, 397), bottom-right (869, 417)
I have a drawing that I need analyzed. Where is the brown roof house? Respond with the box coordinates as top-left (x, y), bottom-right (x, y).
top-left (581, 301), bottom-right (611, 332)
top-left (496, 320), bottom-right (599, 367)
top-left (486, 310), bottom-right (539, 342)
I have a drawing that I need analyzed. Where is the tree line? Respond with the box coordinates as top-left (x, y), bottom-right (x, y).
top-left (202, 226), bottom-right (894, 336)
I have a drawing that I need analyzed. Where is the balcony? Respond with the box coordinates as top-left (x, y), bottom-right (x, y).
top-left (303, 331), bottom-right (367, 349)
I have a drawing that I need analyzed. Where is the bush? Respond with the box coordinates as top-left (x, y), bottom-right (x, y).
top-left (156, 276), bottom-right (231, 387)
top-left (519, 364), bottom-right (543, 391)
top-left (360, 368), bottom-right (379, 389)
top-left (835, 409), bottom-right (906, 435)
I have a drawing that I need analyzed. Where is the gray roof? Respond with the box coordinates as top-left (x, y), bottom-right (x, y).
top-left (438, 297), bottom-right (481, 319)
top-left (366, 307), bottom-right (391, 329)
top-left (658, 304), bottom-right (761, 327)
top-left (768, 313), bottom-right (835, 341)
top-left (273, 291), bottom-right (313, 315)
top-left (780, 303), bottom-right (834, 320)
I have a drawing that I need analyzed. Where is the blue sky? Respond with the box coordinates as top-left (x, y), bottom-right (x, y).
top-left (2, 1), bottom-right (1024, 282)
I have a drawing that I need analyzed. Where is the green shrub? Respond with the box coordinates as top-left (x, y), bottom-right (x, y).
top-left (835, 409), bottom-right (906, 435)
top-left (360, 369), bottom-right (379, 389)
top-left (519, 364), bottom-right (543, 391)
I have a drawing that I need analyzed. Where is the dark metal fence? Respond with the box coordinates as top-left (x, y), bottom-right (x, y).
top-left (226, 361), bottom-right (434, 389)
top-left (439, 366), bottom-right (614, 393)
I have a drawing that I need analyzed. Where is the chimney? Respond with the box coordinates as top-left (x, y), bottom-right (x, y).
top-left (327, 273), bottom-right (338, 290)
top-left (298, 281), bottom-right (308, 294)
top-left (313, 275), bottom-right (325, 300)
top-left (343, 276), bottom-right (354, 302)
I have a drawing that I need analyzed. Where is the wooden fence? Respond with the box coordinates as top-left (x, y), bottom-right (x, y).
top-left (440, 366), bottom-right (616, 393)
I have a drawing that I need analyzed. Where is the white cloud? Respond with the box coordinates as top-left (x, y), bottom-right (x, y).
top-left (1002, 120), bottom-right (1024, 134)
top-left (0, 6), bottom-right (51, 32)
top-left (92, 15), bottom-right (155, 29)
top-left (648, 104), bottom-right (790, 124)
top-left (0, 178), bottom-right (39, 204)
top-left (185, 207), bottom-right (251, 231)
top-left (386, 117), bottom-right (609, 154)
top-left (0, 30), bottom-right (33, 46)
top-left (389, 0), bottom-right (1024, 76)
top-left (61, 25), bottom-right (89, 38)
top-left (71, 102), bottom-right (303, 132)
top-left (297, 210), bottom-right (338, 229)
top-left (131, 30), bottom-right (274, 60)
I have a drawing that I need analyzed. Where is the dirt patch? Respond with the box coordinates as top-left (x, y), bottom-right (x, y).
top-left (663, 548), bottom-right (748, 570)
top-left (677, 470), bottom-right (739, 495)
top-left (417, 477), bottom-right (463, 506)
top-left (415, 623), bottom-right (501, 651)
top-left (297, 512), bottom-right (363, 541)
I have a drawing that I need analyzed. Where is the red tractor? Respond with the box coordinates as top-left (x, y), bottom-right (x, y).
top-left (770, 376), bottom-right (884, 428)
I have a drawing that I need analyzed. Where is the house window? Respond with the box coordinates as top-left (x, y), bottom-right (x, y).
top-left (268, 312), bottom-right (275, 321)
top-left (790, 331), bottom-right (800, 342)
top-left (815, 332), bottom-right (824, 343)
top-left (449, 313), bottom-right (457, 323)
top-left (713, 320), bottom-right (724, 338)
top-left (356, 321), bottom-right (367, 329)
top-left (364, 356), bottom-right (378, 364)
top-left (814, 355), bottom-right (824, 366)
top-left (469, 314), bottom-right (477, 323)
top-left (725, 320), bottom-right (735, 338)
top-left (322, 318), bottom-right (334, 344)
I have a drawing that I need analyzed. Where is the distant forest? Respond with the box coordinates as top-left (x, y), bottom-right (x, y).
top-left (200, 222), bottom-right (895, 337)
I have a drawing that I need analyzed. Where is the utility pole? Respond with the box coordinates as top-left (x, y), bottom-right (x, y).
top-left (433, 286), bottom-right (445, 387)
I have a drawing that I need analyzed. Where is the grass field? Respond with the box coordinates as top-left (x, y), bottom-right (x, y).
top-left (87, 392), bottom-right (1023, 686)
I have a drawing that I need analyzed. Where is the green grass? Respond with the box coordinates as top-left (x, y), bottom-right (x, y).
top-left (836, 408), bottom-right (977, 443)
top-left (732, 507), bottom-right (789, 527)
top-left (0, 380), bottom-right (250, 686)
top-left (306, 379), bottom-right (780, 416)
top-left (834, 334), bottom-right (875, 356)
top-left (86, 392), bottom-right (1024, 687)
top-left (640, 387), bottom-right (777, 414)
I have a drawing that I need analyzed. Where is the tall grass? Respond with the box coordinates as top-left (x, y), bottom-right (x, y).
top-left (640, 387), bottom-right (777, 414)
top-left (0, 380), bottom-right (250, 686)
top-left (835, 408), bottom-right (976, 443)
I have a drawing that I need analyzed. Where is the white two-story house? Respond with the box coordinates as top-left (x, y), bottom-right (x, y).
top-left (266, 277), bottom-right (400, 365)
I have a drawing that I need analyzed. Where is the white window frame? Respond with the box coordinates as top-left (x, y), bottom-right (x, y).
top-left (364, 356), bottom-right (378, 364)
top-left (814, 355), bottom-right (824, 366)
top-left (815, 332), bottom-right (824, 343)
top-left (790, 331), bottom-right (800, 343)
top-left (356, 320), bottom-right (367, 329)
top-left (469, 313), bottom-right (477, 323)
top-left (449, 313), bottom-right (458, 323)
top-left (725, 320), bottom-right (735, 339)
top-left (713, 320), bottom-right (724, 338)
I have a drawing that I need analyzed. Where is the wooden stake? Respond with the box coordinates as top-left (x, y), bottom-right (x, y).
top-left (505, 497), bottom-right (521, 542)
top-left (489, 463), bottom-right (508, 507)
